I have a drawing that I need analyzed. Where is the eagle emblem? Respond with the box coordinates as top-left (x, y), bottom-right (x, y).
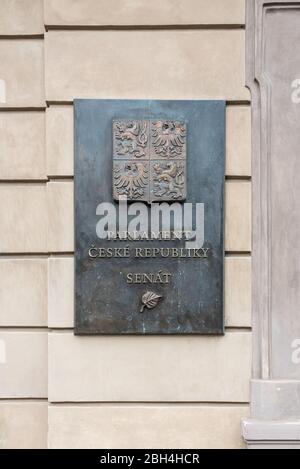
top-left (113, 162), bottom-right (149, 200)
top-left (151, 121), bottom-right (186, 158)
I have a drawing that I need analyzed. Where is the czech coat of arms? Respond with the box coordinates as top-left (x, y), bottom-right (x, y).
top-left (112, 119), bottom-right (187, 203)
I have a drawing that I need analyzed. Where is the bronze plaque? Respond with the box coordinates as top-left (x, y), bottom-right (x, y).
top-left (75, 99), bottom-right (225, 335)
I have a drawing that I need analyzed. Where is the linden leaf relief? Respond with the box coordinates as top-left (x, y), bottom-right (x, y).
top-left (140, 291), bottom-right (163, 313)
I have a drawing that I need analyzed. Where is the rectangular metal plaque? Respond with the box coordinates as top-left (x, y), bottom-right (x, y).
top-left (75, 99), bottom-right (225, 335)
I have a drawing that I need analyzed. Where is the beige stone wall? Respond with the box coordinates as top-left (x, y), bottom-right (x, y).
top-left (0, 0), bottom-right (251, 449)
